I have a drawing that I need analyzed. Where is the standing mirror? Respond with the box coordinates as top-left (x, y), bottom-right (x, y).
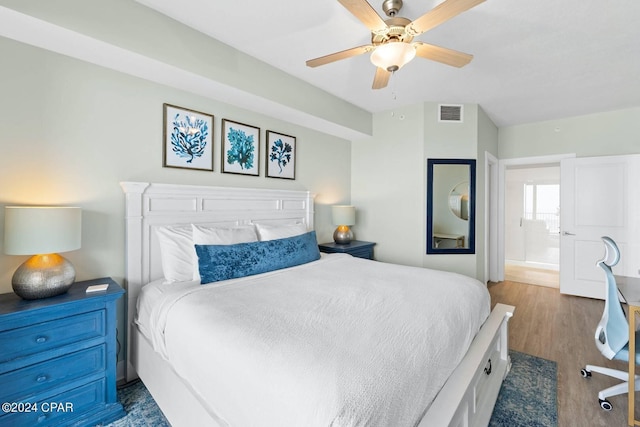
top-left (427, 159), bottom-right (476, 254)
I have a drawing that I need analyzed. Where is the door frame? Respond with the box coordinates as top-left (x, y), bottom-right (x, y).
top-left (495, 153), bottom-right (576, 282)
top-left (485, 152), bottom-right (498, 283)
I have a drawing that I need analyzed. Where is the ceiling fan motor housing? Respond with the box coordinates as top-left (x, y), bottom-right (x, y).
top-left (382, 0), bottom-right (403, 17)
top-left (371, 17), bottom-right (413, 46)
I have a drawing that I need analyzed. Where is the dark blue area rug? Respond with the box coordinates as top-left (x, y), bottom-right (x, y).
top-left (105, 380), bottom-right (169, 427)
top-left (106, 350), bottom-right (557, 426)
top-left (489, 351), bottom-right (558, 427)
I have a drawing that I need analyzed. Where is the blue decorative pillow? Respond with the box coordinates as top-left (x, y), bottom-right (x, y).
top-left (195, 231), bottom-right (321, 284)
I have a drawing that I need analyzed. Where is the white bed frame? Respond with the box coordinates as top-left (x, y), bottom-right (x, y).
top-left (121, 181), bottom-right (515, 427)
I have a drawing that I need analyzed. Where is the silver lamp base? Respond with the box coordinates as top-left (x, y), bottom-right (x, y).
top-left (12, 254), bottom-right (76, 300)
top-left (333, 226), bottom-right (354, 245)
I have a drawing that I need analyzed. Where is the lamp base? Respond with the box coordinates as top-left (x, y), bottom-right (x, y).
top-left (12, 254), bottom-right (76, 300)
top-left (333, 225), bottom-right (354, 245)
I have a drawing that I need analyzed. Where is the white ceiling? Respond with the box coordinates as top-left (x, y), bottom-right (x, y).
top-left (136, 0), bottom-right (640, 128)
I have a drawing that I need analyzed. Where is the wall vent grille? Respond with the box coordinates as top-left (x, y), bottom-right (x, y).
top-left (438, 104), bottom-right (463, 122)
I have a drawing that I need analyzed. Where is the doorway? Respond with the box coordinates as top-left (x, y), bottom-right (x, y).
top-left (504, 165), bottom-right (560, 288)
top-left (495, 154), bottom-right (575, 287)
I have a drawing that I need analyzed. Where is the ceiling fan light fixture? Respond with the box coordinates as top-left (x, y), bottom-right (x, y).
top-left (370, 42), bottom-right (416, 72)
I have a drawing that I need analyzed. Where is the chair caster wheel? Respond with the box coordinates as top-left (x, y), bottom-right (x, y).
top-left (580, 368), bottom-right (591, 378)
top-left (599, 399), bottom-right (613, 411)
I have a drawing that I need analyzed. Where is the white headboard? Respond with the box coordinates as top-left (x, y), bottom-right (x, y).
top-left (120, 181), bottom-right (315, 380)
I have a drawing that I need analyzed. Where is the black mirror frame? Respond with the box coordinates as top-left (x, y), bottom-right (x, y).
top-left (426, 158), bottom-right (476, 254)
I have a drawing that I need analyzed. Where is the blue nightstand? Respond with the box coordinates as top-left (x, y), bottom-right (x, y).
top-left (318, 240), bottom-right (376, 260)
top-left (0, 278), bottom-right (125, 426)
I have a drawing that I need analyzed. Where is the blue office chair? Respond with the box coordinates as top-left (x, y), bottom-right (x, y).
top-left (581, 236), bottom-right (640, 411)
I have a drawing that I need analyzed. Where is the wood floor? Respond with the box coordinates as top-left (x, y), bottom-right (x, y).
top-left (504, 264), bottom-right (560, 288)
top-left (488, 280), bottom-right (631, 427)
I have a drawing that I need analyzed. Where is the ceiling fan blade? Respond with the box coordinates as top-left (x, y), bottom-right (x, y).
top-left (338, 0), bottom-right (389, 35)
top-left (372, 67), bottom-right (391, 89)
top-left (414, 42), bottom-right (473, 67)
top-left (407, 0), bottom-right (485, 36)
top-left (306, 45), bottom-right (373, 67)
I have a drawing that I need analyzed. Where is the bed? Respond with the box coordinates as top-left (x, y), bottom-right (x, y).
top-left (121, 181), bottom-right (514, 427)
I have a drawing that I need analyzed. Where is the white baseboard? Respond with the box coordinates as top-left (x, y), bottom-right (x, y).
top-left (505, 259), bottom-right (559, 271)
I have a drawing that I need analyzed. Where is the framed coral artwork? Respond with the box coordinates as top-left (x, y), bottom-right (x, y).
top-left (221, 119), bottom-right (260, 176)
top-left (163, 103), bottom-right (214, 171)
top-left (266, 130), bottom-right (296, 180)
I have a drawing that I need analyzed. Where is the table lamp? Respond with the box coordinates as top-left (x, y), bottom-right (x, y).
top-left (332, 205), bottom-right (355, 244)
top-left (4, 206), bottom-right (82, 299)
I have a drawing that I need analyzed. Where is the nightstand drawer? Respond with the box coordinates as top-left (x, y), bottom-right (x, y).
top-left (0, 378), bottom-right (107, 426)
top-left (0, 310), bottom-right (105, 364)
top-left (0, 345), bottom-right (106, 402)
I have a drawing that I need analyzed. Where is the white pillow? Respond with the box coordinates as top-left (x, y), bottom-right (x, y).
top-left (155, 225), bottom-right (195, 283)
top-left (156, 224), bottom-right (260, 283)
top-left (255, 223), bottom-right (308, 241)
top-left (191, 224), bottom-right (258, 245)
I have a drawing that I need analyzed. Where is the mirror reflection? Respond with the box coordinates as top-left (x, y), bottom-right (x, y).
top-left (449, 181), bottom-right (470, 220)
top-left (427, 159), bottom-right (476, 254)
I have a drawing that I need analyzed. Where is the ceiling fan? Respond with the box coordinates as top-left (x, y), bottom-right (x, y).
top-left (306, 0), bottom-right (485, 89)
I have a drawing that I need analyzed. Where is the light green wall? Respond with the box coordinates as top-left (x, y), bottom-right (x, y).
top-left (499, 107), bottom-right (640, 158)
top-left (424, 103), bottom-right (478, 158)
top-left (351, 105), bottom-right (425, 267)
top-left (0, 0), bottom-right (372, 138)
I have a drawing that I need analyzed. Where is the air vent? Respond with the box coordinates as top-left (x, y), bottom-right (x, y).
top-left (438, 104), bottom-right (463, 123)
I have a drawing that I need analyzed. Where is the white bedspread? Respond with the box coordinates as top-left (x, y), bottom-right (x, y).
top-left (136, 254), bottom-right (490, 427)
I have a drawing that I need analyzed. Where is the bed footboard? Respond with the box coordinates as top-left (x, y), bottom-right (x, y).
top-left (420, 303), bottom-right (515, 427)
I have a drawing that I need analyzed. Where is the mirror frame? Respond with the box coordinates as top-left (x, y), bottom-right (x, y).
top-left (426, 158), bottom-right (476, 254)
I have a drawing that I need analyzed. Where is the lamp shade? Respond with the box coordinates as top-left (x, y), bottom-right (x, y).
top-left (370, 42), bottom-right (416, 71)
top-left (4, 206), bottom-right (82, 255)
top-left (332, 205), bottom-right (356, 226)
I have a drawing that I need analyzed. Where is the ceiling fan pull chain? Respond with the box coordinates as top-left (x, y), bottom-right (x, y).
top-left (391, 70), bottom-right (397, 100)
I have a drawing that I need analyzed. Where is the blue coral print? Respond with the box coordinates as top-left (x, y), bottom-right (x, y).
top-left (171, 113), bottom-right (209, 163)
top-left (226, 127), bottom-right (255, 170)
top-left (269, 139), bottom-right (292, 173)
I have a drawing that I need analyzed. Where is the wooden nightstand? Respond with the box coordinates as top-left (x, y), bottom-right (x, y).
top-left (318, 240), bottom-right (376, 260)
top-left (0, 278), bottom-right (125, 426)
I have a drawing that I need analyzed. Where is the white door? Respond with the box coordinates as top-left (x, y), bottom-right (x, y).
top-left (560, 154), bottom-right (640, 298)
